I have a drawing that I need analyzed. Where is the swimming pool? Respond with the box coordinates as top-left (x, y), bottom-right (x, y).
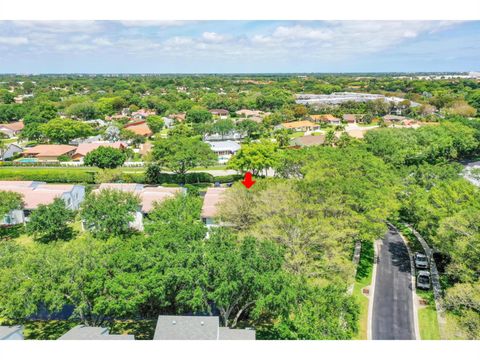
top-left (17, 158), bottom-right (38, 163)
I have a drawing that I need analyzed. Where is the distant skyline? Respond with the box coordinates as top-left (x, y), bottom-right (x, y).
top-left (0, 21), bottom-right (479, 74)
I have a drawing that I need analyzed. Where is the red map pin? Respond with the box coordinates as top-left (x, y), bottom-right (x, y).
top-left (241, 171), bottom-right (256, 189)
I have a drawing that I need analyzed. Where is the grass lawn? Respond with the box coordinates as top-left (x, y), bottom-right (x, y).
top-left (290, 131), bottom-right (305, 139)
top-left (352, 240), bottom-right (374, 340)
top-left (192, 164), bottom-right (228, 171)
top-left (416, 290), bottom-right (441, 340)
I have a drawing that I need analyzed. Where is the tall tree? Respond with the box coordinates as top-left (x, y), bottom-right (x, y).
top-left (151, 135), bottom-right (216, 176)
top-left (80, 189), bottom-right (141, 240)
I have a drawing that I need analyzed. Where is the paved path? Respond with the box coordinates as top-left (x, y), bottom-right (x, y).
top-left (372, 226), bottom-right (416, 340)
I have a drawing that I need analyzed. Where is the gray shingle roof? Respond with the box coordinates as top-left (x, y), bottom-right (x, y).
top-left (154, 316), bottom-right (219, 340)
top-left (0, 325), bottom-right (23, 340)
top-left (218, 327), bottom-right (256, 340)
top-left (58, 325), bottom-right (134, 340)
top-left (154, 315), bottom-right (256, 340)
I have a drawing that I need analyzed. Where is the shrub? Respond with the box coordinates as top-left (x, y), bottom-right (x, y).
top-left (0, 168), bottom-right (96, 183)
top-left (84, 147), bottom-right (127, 169)
top-left (213, 175), bottom-right (243, 183)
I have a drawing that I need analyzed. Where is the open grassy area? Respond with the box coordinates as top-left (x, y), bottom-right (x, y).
top-left (290, 131), bottom-right (305, 139)
top-left (352, 240), bottom-right (374, 340)
top-left (417, 290), bottom-right (441, 340)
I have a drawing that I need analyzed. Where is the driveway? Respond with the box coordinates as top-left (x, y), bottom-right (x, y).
top-left (372, 226), bottom-right (416, 340)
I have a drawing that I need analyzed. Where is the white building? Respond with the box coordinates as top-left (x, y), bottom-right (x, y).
top-left (205, 140), bottom-right (241, 164)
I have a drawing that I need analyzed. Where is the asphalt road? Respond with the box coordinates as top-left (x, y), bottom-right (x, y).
top-left (372, 226), bottom-right (416, 340)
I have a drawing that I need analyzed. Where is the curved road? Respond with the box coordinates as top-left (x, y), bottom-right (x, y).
top-left (372, 225), bottom-right (416, 340)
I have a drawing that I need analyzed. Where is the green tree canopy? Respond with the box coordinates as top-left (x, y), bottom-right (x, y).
top-left (26, 198), bottom-right (75, 243)
top-left (84, 146), bottom-right (127, 169)
top-left (80, 189), bottom-right (141, 240)
top-left (39, 118), bottom-right (94, 144)
top-left (151, 135), bottom-right (216, 175)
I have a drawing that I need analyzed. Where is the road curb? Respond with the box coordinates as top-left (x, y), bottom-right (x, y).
top-left (367, 239), bottom-right (380, 340)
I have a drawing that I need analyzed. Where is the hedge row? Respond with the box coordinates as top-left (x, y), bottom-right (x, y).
top-left (0, 167), bottom-right (240, 185)
top-left (0, 168), bottom-right (97, 183)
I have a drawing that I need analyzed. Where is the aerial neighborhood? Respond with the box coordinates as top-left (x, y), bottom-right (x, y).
top-left (0, 71), bottom-right (480, 342)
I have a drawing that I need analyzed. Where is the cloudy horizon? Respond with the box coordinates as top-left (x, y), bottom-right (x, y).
top-left (0, 20), bottom-right (479, 74)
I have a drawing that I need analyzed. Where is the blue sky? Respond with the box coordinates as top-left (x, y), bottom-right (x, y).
top-left (0, 20), bottom-right (478, 73)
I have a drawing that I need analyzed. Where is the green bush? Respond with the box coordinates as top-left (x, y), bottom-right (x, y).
top-left (145, 163), bottom-right (214, 184)
top-left (213, 174), bottom-right (243, 183)
top-left (0, 168), bottom-right (96, 183)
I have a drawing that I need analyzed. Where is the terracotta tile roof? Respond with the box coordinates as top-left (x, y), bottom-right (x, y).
top-left (139, 187), bottom-right (181, 212)
top-left (0, 183), bottom-right (70, 209)
top-left (201, 187), bottom-right (227, 218)
top-left (124, 121), bottom-right (152, 137)
top-left (23, 145), bottom-right (77, 157)
top-left (0, 180), bottom-right (36, 187)
top-left (209, 109), bottom-right (229, 116)
top-left (342, 114), bottom-right (358, 122)
top-left (310, 114), bottom-right (340, 122)
top-left (35, 184), bottom-right (76, 191)
top-left (94, 184), bottom-right (182, 213)
top-left (0, 121), bottom-right (24, 131)
top-left (73, 142), bottom-right (126, 158)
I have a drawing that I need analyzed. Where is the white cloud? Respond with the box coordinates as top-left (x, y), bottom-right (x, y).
top-left (12, 20), bottom-right (103, 33)
top-left (202, 31), bottom-right (226, 42)
top-left (118, 20), bottom-right (190, 28)
top-left (0, 36), bottom-right (28, 45)
top-left (92, 38), bottom-right (113, 46)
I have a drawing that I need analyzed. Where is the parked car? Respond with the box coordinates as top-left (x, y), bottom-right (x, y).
top-left (414, 252), bottom-right (429, 269)
top-left (417, 271), bottom-right (431, 290)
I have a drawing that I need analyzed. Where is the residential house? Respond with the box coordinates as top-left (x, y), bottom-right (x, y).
top-left (72, 141), bottom-right (126, 162)
top-left (94, 184), bottom-right (184, 231)
top-left (124, 120), bottom-right (153, 137)
top-left (209, 109), bottom-right (229, 118)
top-left (153, 315), bottom-right (255, 340)
top-left (235, 109), bottom-right (270, 119)
top-left (169, 113), bottom-right (186, 122)
top-left (201, 187), bottom-right (227, 227)
top-left (0, 143), bottom-right (23, 161)
top-left (0, 325), bottom-right (24, 340)
top-left (278, 120), bottom-right (320, 132)
top-left (162, 116), bottom-right (175, 128)
top-left (70, 134), bottom-right (103, 146)
top-left (0, 181), bottom-right (85, 226)
top-left (383, 114), bottom-right (408, 122)
top-left (342, 114), bottom-right (360, 124)
top-left (0, 121), bottom-right (24, 138)
top-left (132, 109), bottom-right (156, 120)
top-left (309, 114), bottom-right (341, 125)
top-left (59, 325), bottom-right (134, 340)
top-left (22, 145), bottom-right (77, 161)
top-left (291, 134), bottom-right (326, 147)
top-left (205, 140), bottom-right (241, 163)
top-left (204, 131), bottom-right (246, 142)
top-left (105, 114), bottom-right (129, 122)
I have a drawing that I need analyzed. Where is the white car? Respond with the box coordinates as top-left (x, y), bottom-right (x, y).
top-left (417, 271), bottom-right (431, 290)
top-left (414, 252), bottom-right (429, 269)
